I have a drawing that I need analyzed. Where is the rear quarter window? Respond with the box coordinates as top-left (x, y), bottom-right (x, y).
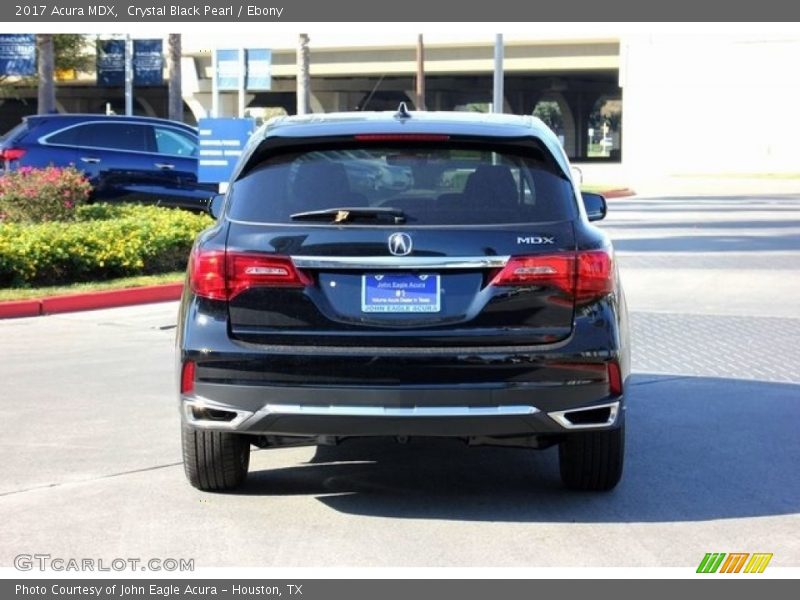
top-left (1, 121), bottom-right (28, 143)
top-left (228, 143), bottom-right (577, 225)
top-left (46, 125), bottom-right (81, 146)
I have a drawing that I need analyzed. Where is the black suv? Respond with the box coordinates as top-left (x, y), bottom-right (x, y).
top-left (0, 114), bottom-right (216, 210)
top-left (177, 108), bottom-right (630, 492)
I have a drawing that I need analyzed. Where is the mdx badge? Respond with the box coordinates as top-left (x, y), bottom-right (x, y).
top-left (388, 232), bottom-right (413, 256)
top-left (517, 236), bottom-right (555, 245)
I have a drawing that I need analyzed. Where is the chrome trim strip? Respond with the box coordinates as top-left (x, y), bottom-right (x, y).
top-left (38, 120), bottom-right (197, 159)
top-left (256, 404), bottom-right (539, 417)
top-left (548, 401), bottom-right (620, 430)
top-left (292, 256), bottom-right (510, 270)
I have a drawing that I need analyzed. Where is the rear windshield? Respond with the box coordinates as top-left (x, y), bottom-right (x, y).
top-left (228, 144), bottom-right (577, 225)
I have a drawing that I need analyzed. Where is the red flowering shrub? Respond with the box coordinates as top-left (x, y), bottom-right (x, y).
top-left (0, 166), bottom-right (92, 223)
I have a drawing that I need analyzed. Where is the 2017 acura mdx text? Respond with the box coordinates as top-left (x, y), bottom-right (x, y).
top-left (176, 107), bottom-right (631, 492)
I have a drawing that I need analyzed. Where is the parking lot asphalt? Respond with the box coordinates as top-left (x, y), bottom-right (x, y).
top-left (0, 194), bottom-right (798, 569)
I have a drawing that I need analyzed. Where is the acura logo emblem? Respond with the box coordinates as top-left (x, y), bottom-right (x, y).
top-left (388, 232), bottom-right (412, 256)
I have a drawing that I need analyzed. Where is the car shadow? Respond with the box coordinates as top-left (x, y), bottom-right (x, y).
top-left (239, 374), bottom-right (800, 523)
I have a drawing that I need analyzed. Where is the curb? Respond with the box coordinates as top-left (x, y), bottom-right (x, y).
top-left (0, 283), bottom-right (183, 320)
top-left (601, 188), bottom-right (636, 199)
top-left (0, 299), bottom-right (42, 319)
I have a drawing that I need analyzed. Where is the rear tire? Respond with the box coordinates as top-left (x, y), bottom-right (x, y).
top-left (558, 424), bottom-right (624, 491)
top-left (182, 425), bottom-right (251, 491)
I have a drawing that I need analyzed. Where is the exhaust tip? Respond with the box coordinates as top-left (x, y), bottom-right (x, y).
top-left (564, 406), bottom-right (612, 425)
top-left (191, 406), bottom-right (237, 422)
top-left (549, 401), bottom-right (619, 430)
top-left (182, 400), bottom-right (253, 429)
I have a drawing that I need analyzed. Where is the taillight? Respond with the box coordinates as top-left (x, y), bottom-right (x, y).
top-left (180, 361), bottom-right (196, 395)
top-left (575, 250), bottom-right (614, 303)
top-left (226, 253), bottom-right (311, 298)
top-left (1, 147), bottom-right (26, 162)
top-left (189, 249), bottom-right (227, 301)
top-left (491, 250), bottom-right (613, 303)
top-left (490, 254), bottom-right (574, 291)
top-left (189, 249), bottom-right (310, 301)
top-left (607, 361), bottom-right (623, 396)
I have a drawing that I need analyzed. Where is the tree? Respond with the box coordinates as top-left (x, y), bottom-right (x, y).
top-left (1, 34), bottom-right (93, 102)
top-left (588, 97), bottom-right (622, 134)
top-left (37, 34), bottom-right (55, 114)
top-left (533, 100), bottom-right (564, 135)
top-left (167, 34), bottom-right (182, 122)
top-left (52, 34), bottom-right (94, 75)
top-left (296, 34), bottom-right (310, 115)
top-left (415, 34), bottom-right (426, 111)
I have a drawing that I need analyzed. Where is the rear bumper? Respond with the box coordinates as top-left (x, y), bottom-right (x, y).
top-left (176, 292), bottom-right (630, 439)
top-left (180, 382), bottom-right (623, 437)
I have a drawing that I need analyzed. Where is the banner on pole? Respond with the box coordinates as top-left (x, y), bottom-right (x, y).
top-left (133, 39), bottom-right (164, 86)
top-left (0, 34), bottom-right (36, 77)
top-left (96, 39), bottom-right (125, 86)
top-left (246, 49), bottom-right (272, 91)
top-left (216, 49), bottom-right (240, 91)
top-left (216, 48), bottom-right (272, 92)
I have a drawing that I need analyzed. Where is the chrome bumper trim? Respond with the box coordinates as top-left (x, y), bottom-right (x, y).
top-left (182, 397), bottom-right (540, 430)
top-left (255, 403), bottom-right (539, 418)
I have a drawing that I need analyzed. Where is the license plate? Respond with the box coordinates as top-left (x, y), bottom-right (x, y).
top-left (361, 274), bottom-right (440, 313)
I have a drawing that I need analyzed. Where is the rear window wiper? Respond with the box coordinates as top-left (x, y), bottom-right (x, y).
top-left (290, 207), bottom-right (406, 224)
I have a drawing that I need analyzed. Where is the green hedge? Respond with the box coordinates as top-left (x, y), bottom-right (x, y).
top-left (0, 204), bottom-right (213, 287)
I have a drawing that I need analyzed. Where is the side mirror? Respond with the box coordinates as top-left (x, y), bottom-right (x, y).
top-left (208, 194), bottom-right (224, 220)
top-left (581, 191), bottom-right (607, 222)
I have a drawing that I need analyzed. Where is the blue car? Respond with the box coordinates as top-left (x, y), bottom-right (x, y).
top-left (0, 114), bottom-right (216, 211)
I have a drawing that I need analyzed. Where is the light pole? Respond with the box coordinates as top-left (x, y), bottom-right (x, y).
top-left (124, 34), bottom-right (133, 116)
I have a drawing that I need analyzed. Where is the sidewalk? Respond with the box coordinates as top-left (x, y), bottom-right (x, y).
top-left (631, 176), bottom-right (800, 198)
top-left (574, 161), bottom-right (800, 198)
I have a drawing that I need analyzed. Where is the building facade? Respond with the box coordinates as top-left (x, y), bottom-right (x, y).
top-left (2, 30), bottom-right (798, 180)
